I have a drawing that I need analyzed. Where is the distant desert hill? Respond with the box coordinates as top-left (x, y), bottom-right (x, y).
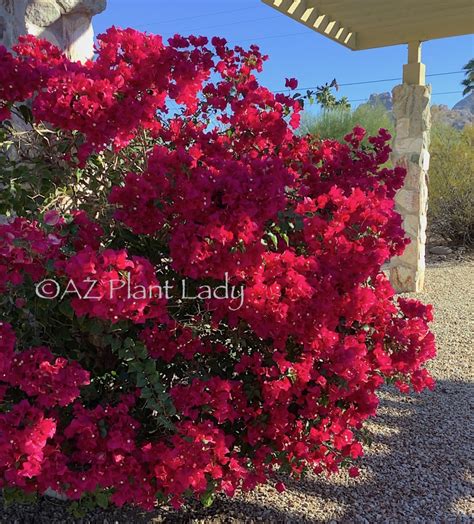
top-left (452, 91), bottom-right (474, 113)
top-left (363, 91), bottom-right (473, 130)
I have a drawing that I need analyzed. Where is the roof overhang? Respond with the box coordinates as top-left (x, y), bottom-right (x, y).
top-left (261, 0), bottom-right (474, 50)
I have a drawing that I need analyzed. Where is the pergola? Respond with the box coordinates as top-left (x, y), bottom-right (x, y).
top-left (262, 0), bottom-right (474, 292)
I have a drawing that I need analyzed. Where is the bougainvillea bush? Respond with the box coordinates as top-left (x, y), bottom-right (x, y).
top-left (0, 29), bottom-right (436, 512)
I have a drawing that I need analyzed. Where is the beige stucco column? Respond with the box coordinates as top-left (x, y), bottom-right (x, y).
top-left (389, 42), bottom-right (431, 293)
top-left (0, 0), bottom-right (106, 62)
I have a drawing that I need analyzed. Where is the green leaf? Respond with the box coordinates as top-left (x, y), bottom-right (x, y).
top-left (136, 374), bottom-right (147, 387)
top-left (87, 319), bottom-right (103, 335)
top-left (98, 419), bottom-right (108, 438)
top-left (144, 359), bottom-right (156, 374)
top-left (18, 104), bottom-right (33, 124)
top-left (201, 490), bottom-right (215, 508)
top-left (123, 337), bottom-right (135, 349)
top-left (45, 259), bottom-right (56, 272)
top-left (141, 386), bottom-right (153, 398)
top-left (127, 361), bottom-right (142, 373)
top-left (135, 344), bottom-right (148, 359)
top-left (156, 490), bottom-right (167, 504)
top-left (58, 300), bottom-right (74, 319)
top-left (118, 345), bottom-right (129, 359)
top-left (96, 492), bottom-right (109, 509)
top-left (267, 231), bottom-right (278, 249)
top-left (110, 337), bottom-right (122, 351)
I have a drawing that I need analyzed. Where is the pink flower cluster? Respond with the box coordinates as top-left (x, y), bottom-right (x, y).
top-left (110, 147), bottom-right (292, 279)
top-left (0, 401), bottom-right (56, 486)
top-left (0, 29), bottom-right (436, 510)
top-left (0, 218), bottom-right (62, 291)
top-left (0, 323), bottom-right (89, 488)
top-left (70, 210), bottom-right (104, 251)
top-left (0, 323), bottom-right (90, 408)
top-left (1, 30), bottom-right (215, 162)
top-left (140, 322), bottom-right (212, 362)
top-left (59, 248), bottom-right (168, 324)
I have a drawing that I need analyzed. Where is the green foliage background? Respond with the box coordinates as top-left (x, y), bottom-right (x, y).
top-left (300, 104), bottom-right (473, 246)
top-left (428, 123), bottom-right (473, 245)
top-left (299, 103), bottom-right (394, 142)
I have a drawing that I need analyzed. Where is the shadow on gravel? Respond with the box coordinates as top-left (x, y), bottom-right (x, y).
top-left (191, 380), bottom-right (473, 523)
top-left (275, 380), bottom-right (474, 523)
top-left (1, 380), bottom-right (473, 523)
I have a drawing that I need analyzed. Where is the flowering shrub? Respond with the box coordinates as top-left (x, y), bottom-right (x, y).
top-left (0, 29), bottom-right (435, 513)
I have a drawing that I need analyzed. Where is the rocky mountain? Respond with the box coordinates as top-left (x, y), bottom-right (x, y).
top-left (452, 92), bottom-right (474, 113)
top-left (367, 92), bottom-right (393, 111)
top-left (365, 91), bottom-right (473, 129)
top-left (431, 103), bottom-right (473, 130)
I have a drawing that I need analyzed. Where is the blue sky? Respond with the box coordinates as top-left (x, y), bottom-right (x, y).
top-left (94, 0), bottom-right (474, 109)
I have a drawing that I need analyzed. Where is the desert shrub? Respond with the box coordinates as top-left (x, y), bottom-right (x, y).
top-left (0, 31), bottom-right (435, 514)
top-left (300, 103), bottom-right (394, 142)
top-left (428, 123), bottom-right (474, 245)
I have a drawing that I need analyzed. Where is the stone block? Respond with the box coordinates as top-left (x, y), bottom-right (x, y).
top-left (393, 238), bottom-right (423, 269)
top-left (26, 0), bottom-right (61, 26)
top-left (420, 177), bottom-right (428, 206)
top-left (389, 264), bottom-right (425, 293)
top-left (26, 21), bottom-right (62, 47)
top-left (403, 214), bottom-right (420, 238)
top-left (393, 137), bottom-right (424, 155)
top-left (421, 150), bottom-right (430, 171)
top-left (1, 0), bottom-right (106, 62)
top-left (429, 246), bottom-right (453, 255)
top-left (395, 117), bottom-right (410, 139)
top-left (392, 84), bottom-right (431, 120)
top-left (395, 189), bottom-right (421, 213)
top-left (63, 12), bottom-right (94, 61)
top-left (403, 163), bottom-right (423, 190)
top-left (390, 82), bottom-right (431, 293)
top-left (56, 0), bottom-right (106, 15)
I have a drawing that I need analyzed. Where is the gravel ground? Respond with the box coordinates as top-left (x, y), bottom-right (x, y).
top-left (1, 260), bottom-right (473, 524)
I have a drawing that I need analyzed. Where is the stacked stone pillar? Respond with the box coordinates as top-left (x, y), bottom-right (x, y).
top-left (0, 0), bottom-right (106, 62)
top-left (389, 47), bottom-right (431, 293)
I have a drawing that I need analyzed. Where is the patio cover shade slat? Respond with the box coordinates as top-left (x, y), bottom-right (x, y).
top-left (262, 0), bottom-right (474, 49)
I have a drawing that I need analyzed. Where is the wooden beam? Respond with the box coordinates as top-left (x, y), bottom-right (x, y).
top-left (335, 26), bottom-right (346, 40)
top-left (403, 42), bottom-right (425, 85)
top-left (269, 0), bottom-right (296, 9)
top-left (288, 0), bottom-right (310, 19)
top-left (353, 6), bottom-right (474, 31)
top-left (300, 7), bottom-right (321, 28)
top-left (306, 0), bottom-right (452, 10)
top-left (262, 0), bottom-right (357, 49)
top-left (407, 41), bottom-right (421, 64)
top-left (282, 0), bottom-right (473, 40)
top-left (261, 0), bottom-right (295, 14)
top-left (343, 32), bottom-right (356, 47)
top-left (324, 20), bottom-right (341, 38)
top-left (357, 14), bottom-right (474, 49)
top-left (261, 0), bottom-right (474, 50)
top-left (313, 14), bottom-right (330, 32)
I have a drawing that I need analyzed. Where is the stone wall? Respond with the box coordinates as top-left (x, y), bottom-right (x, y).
top-left (0, 0), bottom-right (106, 62)
top-left (389, 83), bottom-right (431, 293)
